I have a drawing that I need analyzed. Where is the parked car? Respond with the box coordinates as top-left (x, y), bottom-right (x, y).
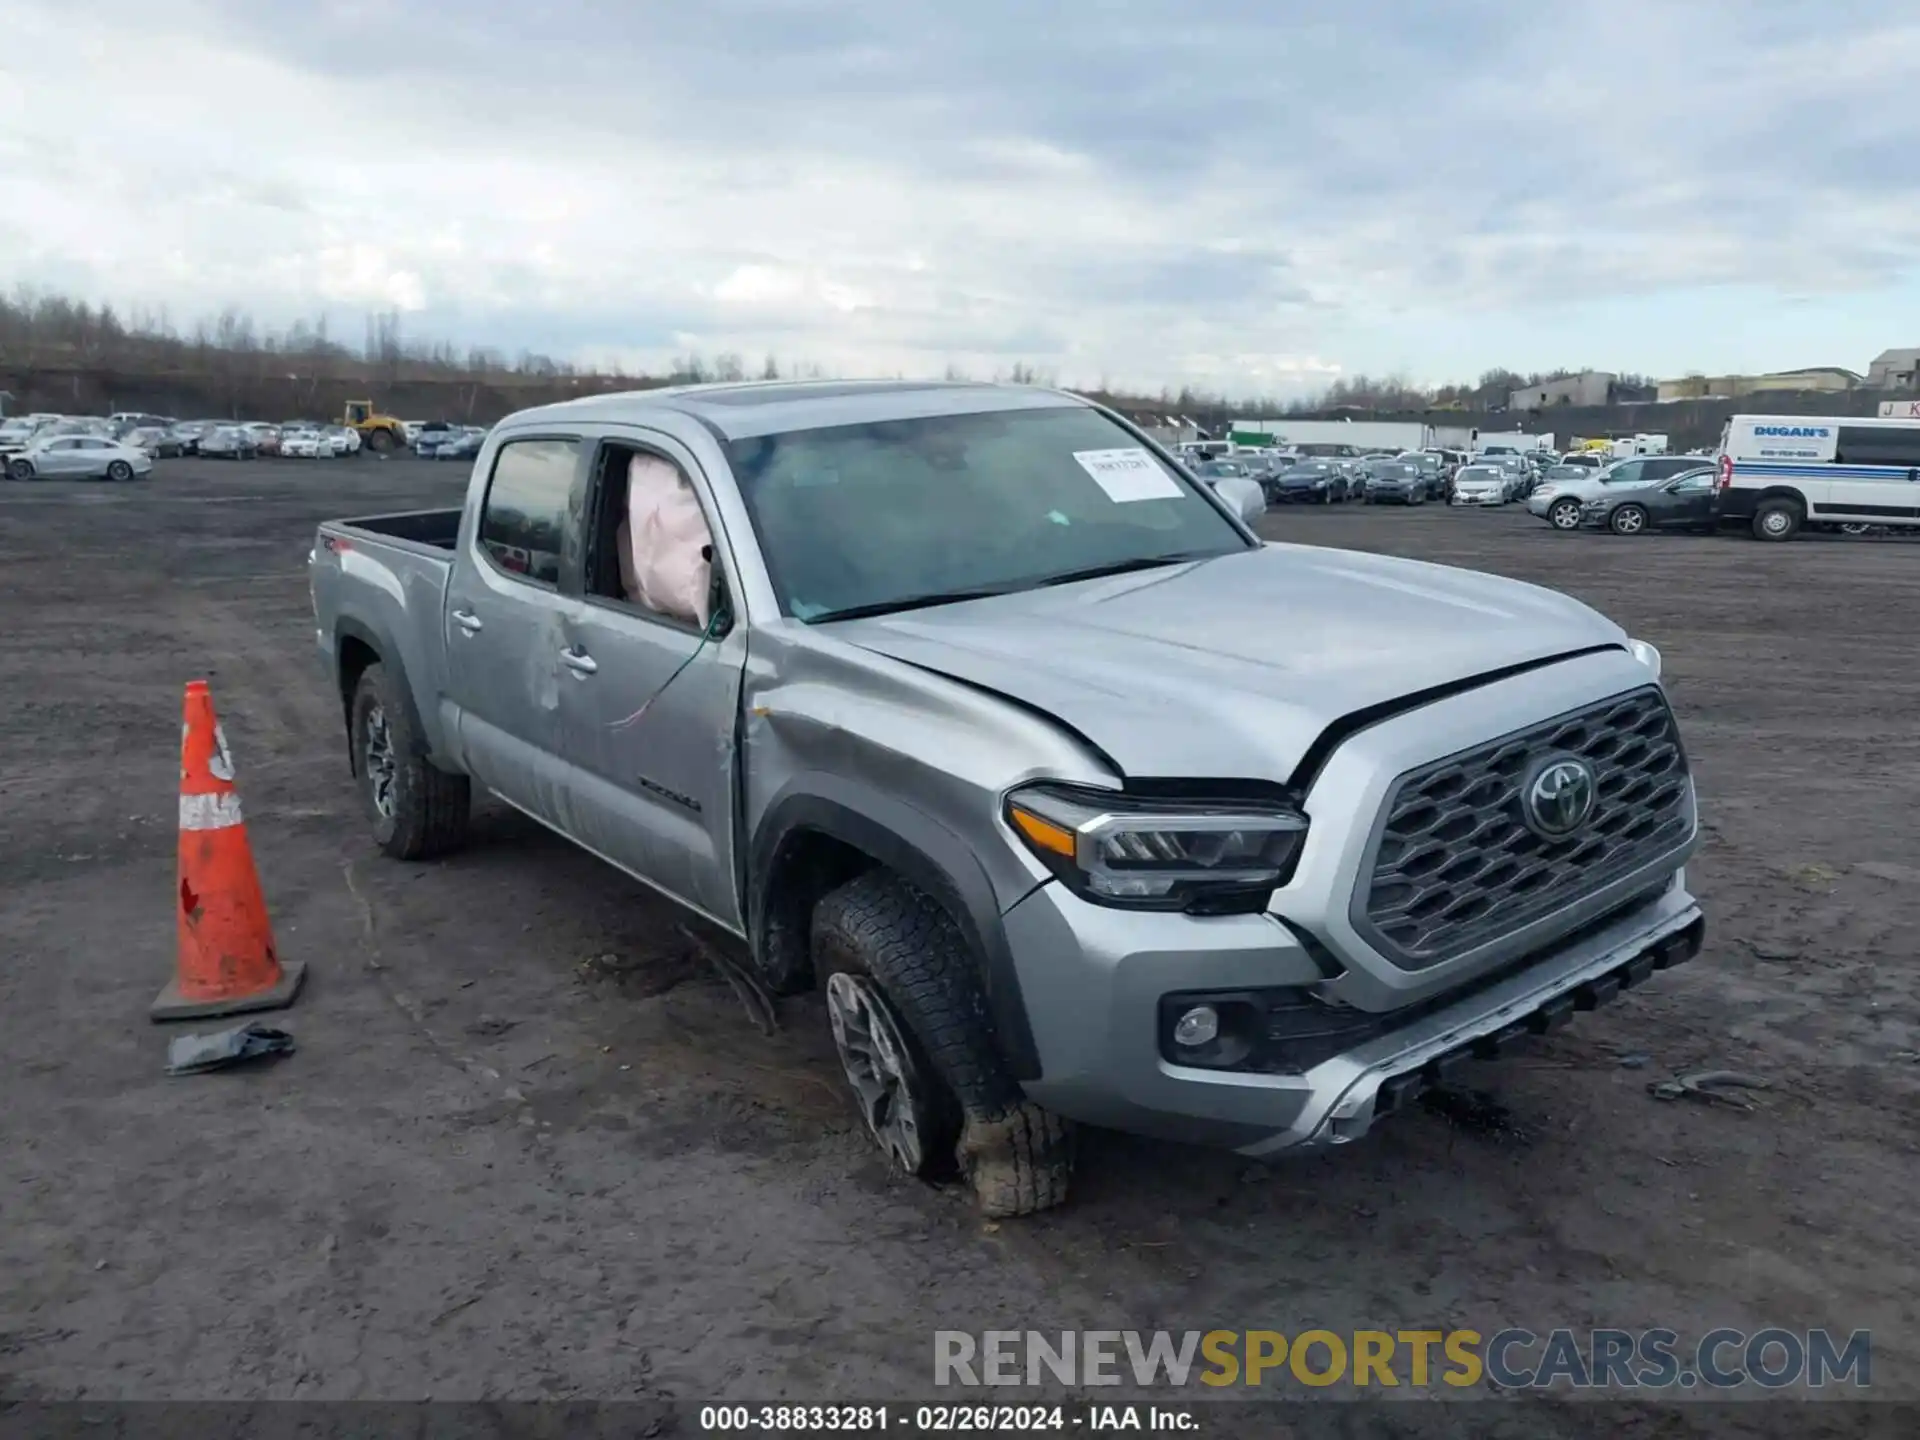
top-left (169, 421), bottom-right (215, 455)
top-left (6, 434), bottom-right (153, 482)
top-left (311, 379), bottom-right (1700, 1217)
top-left (322, 426), bottom-right (363, 456)
top-left (1397, 452), bottom-right (1444, 497)
top-left (280, 429), bottom-right (327, 458)
top-left (198, 425), bottom-right (260, 460)
top-left (1361, 460), bottom-right (1427, 505)
top-left (1449, 464), bottom-right (1509, 506)
top-left (434, 427), bottom-right (488, 461)
top-left (240, 422), bottom-right (282, 456)
top-left (1266, 461), bottom-right (1342, 504)
top-left (0, 419), bottom-right (40, 457)
top-left (1530, 457), bottom-right (1713, 531)
top-left (413, 421), bottom-right (456, 457)
top-left (126, 425), bottom-right (184, 458)
top-left (1581, 471), bottom-right (1720, 535)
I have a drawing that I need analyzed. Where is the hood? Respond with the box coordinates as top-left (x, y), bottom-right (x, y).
top-left (832, 543), bottom-right (1626, 783)
top-left (1537, 477), bottom-right (1621, 501)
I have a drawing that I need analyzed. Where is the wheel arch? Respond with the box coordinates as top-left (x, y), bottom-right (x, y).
top-left (333, 618), bottom-right (430, 776)
top-left (749, 789), bottom-right (1043, 1080)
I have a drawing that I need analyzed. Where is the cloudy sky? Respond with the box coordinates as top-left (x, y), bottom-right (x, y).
top-left (3, 0), bottom-right (1919, 396)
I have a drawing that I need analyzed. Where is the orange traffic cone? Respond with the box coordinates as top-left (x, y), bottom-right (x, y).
top-left (151, 680), bottom-right (305, 1021)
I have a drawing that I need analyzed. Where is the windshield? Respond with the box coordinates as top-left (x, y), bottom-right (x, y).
top-left (726, 407), bottom-right (1253, 622)
top-left (1458, 467), bottom-right (1501, 483)
top-left (1368, 463), bottom-right (1417, 479)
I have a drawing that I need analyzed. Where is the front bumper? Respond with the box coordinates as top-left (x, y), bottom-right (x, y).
top-left (1009, 875), bottom-right (1703, 1154)
top-left (1454, 490), bottom-right (1504, 506)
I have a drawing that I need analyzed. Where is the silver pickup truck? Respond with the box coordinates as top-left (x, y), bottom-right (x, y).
top-left (310, 381), bottom-right (1704, 1216)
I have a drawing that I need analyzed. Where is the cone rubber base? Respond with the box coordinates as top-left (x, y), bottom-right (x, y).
top-left (150, 960), bottom-right (306, 1022)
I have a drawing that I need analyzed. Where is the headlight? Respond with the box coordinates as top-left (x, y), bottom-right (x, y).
top-left (1004, 783), bottom-right (1308, 914)
top-left (1627, 638), bottom-right (1661, 679)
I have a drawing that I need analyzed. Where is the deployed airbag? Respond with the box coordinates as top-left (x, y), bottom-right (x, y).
top-left (620, 453), bottom-right (712, 628)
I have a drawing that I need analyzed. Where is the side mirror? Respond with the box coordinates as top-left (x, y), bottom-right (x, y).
top-left (707, 565), bottom-right (735, 639)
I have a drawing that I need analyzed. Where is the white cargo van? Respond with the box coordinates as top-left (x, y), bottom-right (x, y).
top-left (1713, 413), bottom-right (1920, 540)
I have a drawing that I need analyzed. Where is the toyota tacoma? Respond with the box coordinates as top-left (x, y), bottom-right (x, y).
top-left (309, 381), bottom-right (1704, 1216)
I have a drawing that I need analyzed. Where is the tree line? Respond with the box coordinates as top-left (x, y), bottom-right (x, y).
top-left (0, 286), bottom-right (1653, 417)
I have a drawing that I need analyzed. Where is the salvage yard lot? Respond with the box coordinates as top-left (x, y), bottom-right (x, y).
top-left (2, 458), bottom-right (1916, 1428)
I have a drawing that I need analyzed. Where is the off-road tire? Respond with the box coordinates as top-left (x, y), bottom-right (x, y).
top-left (1752, 498), bottom-right (1802, 543)
top-left (367, 428), bottom-right (396, 453)
top-left (812, 870), bottom-right (1073, 1217)
top-left (349, 662), bottom-right (470, 860)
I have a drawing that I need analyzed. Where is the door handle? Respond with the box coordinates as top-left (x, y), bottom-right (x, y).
top-left (560, 647), bottom-right (598, 675)
top-left (452, 609), bottom-right (483, 634)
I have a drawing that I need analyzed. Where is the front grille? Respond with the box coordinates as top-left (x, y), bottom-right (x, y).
top-left (1356, 687), bottom-right (1692, 970)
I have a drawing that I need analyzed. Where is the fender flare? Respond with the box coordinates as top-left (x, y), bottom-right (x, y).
top-left (333, 615), bottom-right (433, 766)
top-left (749, 785), bottom-right (1043, 1080)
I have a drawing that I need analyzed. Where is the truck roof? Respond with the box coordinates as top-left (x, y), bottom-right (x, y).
top-left (503, 379), bottom-right (1089, 441)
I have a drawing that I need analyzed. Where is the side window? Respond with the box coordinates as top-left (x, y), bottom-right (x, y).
top-left (1835, 426), bottom-right (1920, 467)
top-left (586, 445), bottom-right (719, 630)
top-left (1673, 474), bottom-right (1712, 494)
top-left (478, 438), bottom-right (579, 586)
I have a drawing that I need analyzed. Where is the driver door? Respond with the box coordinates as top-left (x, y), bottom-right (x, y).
top-left (36, 438), bottom-right (86, 476)
top-left (1662, 472), bottom-right (1716, 529)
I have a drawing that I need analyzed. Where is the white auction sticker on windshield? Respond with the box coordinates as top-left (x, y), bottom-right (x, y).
top-left (1072, 448), bottom-right (1183, 502)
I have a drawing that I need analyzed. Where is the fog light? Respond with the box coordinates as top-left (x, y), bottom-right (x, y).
top-left (1172, 1005), bottom-right (1219, 1047)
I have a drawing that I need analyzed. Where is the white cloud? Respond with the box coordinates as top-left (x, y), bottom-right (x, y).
top-left (0, 0), bottom-right (1917, 394)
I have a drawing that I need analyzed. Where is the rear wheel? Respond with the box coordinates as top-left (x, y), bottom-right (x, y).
top-left (1548, 497), bottom-right (1583, 530)
top-left (1610, 504), bottom-right (1648, 535)
top-left (1752, 498), bottom-right (1802, 542)
top-left (6, 458), bottom-right (32, 481)
top-left (812, 871), bottom-right (1073, 1217)
top-left (349, 663), bottom-right (470, 859)
top-left (366, 428), bottom-right (396, 453)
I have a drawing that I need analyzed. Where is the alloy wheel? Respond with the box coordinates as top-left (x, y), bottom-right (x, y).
top-left (825, 970), bottom-right (934, 1174)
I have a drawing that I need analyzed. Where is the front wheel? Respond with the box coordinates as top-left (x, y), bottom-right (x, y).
top-left (366, 428), bottom-right (396, 453)
top-left (349, 663), bottom-right (471, 859)
top-left (1752, 498), bottom-right (1802, 542)
top-left (1548, 497), bottom-right (1583, 530)
top-left (812, 871), bottom-right (1073, 1217)
top-left (106, 460), bottom-right (133, 482)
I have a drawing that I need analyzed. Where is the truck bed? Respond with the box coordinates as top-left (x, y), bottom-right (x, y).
top-left (327, 508), bottom-right (461, 552)
top-left (311, 509), bottom-right (460, 760)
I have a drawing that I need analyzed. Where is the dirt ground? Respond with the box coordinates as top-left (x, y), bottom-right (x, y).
top-left (2, 459), bottom-right (1916, 1431)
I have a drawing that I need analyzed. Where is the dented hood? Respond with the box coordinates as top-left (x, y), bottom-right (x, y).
top-left (832, 543), bottom-right (1625, 782)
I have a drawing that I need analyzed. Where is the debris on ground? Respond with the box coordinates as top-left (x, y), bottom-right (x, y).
top-left (1785, 862), bottom-right (1840, 893)
top-left (1648, 1070), bottom-right (1772, 1110)
top-left (165, 1023), bottom-right (295, 1076)
top-left (1420, 1086), bottom-right (1531, 1142)
top-left (1617, 1052), bottom-right (1652, 1069)
top-left (677, 924), bottom-right (779, 1035)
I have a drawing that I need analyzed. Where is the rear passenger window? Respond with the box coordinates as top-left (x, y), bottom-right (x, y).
top-left (1835, 426), bottom-right (1920, 467)
top-left (479, 438), bottom-right (579, 586)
